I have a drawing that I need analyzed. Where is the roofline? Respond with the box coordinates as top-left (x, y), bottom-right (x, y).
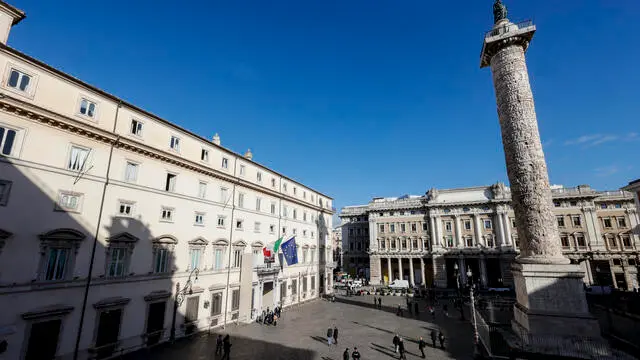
top-left (0, 43), bottom-right (332, 200)
top-left (0, 1), bottom-right (25, 25)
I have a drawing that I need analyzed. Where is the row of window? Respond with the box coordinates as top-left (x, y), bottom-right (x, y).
top-left (378, 222), bottom-right (431, 233)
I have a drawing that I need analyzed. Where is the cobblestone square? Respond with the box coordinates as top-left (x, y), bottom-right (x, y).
top-left (128, 294), bottom-right (474, 360)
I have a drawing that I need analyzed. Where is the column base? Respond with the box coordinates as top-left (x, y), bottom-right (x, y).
top-left (511, 261), bottom-right (601, 338)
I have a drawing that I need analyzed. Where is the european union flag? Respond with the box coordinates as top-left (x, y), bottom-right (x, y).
top-left (281, 237), bottom-right (298, 266)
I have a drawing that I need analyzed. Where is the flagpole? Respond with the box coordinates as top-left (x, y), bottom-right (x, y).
top-left (222, 158), bottom-right (238, 329)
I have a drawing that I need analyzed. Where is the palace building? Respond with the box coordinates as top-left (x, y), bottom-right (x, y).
top-left (0, 2), bottom-right (333, 359)
top-left (340, 183), bottom-right (639, 291)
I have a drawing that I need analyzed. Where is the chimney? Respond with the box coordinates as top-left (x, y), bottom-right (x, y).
top-left (212, 133), bottom-right (220, 145)
top-left (0, 2), bottom-right (25, 45)
top-left (244, 148), bottom-right (253, 161)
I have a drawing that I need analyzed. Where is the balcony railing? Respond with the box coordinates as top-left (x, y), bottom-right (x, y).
top-left (484, 19), bottom-right (534, 39)
top-left (256, 264), bottom-right (279, 275)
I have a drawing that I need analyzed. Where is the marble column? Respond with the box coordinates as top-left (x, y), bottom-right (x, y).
top-left (454, 215), bottom-right (463, 247)
top-left (430, 215), bottom-right (438, 249)
top-left (479, 256), bottom-right (488, 287)
top-left (435, 216), bottom-right (443, 248)
top-left (496, 212), bottom-right (506, 247)
top-left (502, 212), bottom-right (513, 246)
top-left (420, 258), bottom-right (426, 287)
top-left (387, 257), bottom-right (392, 284)
top-left (474, 213), bottom-right (484, 246)
top-left (481, 5), bottom-right (599, 338)
top-left (409, 258), bottom-right (415, 286)
top-left (584, 259), bottom-right (594, 285)
top-left (398, 257), bottom-right (403, 281)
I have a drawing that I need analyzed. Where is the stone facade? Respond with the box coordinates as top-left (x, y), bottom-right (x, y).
top-left (340, 185), bottom-right (640, 290)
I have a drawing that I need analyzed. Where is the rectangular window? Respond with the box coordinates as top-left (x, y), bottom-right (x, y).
top-left (400, 224), bottom-right (406, 232)
top-left (283, 206), bottom-right (288, 218)
top-left (617, 217), bottom-right (627, 228)
top-left (293, 228), bottom-right (297, 235)
top-left (238, 193), bottom-right (244, 208)
top-left (78, 98), bottom-right (96, 118)
top-left (254, 222), bottom-right (260, 232)
top-left (214, 249), bottom-right (224, 270)
top-left (303, 191), bottom-right (306, 199)
top-left (198, 181), bottom-right (207, 199)
top-left (423, 223), bottom-right (428, 231)
top-left (239, 164), bottom-right (245, 176)
top-left (130, 119), bottom-right (143, 136)
top-left (232, 289), bottom-right (240, 311)
top-left (270, 202), bottom-right (276, 214)
top-left (106, 247), bottom-right (127, 277)
top-left (390, 224), bottom-right (395, 233)
top-left (211, 293), bottom-right (222, 316)
top-left (217, 216), bottom-right (225, 228)
top-left (44, 247), bottom-right (69, 280)
top-left (379, 224), bottom-right (385, 233)
top-left (446, 236), bottom-right (454, 248)
top-left (189, 248), bottom-right (202, 270)
top-left (153, 248), bottom-right (169, 273)
top-left (603, 218), bottom-right (612, 228)
top-left (293, 209), bottom-right (297, 219)
top-left (600, 203), bottom-right (607, 209)
top-left (0, 126), bottom-right (17, 156)
top-left (0, 180), bottom-right (12, 206)
top-left (233, 250), bottom-right (242, 268)
top-left (7, 68), bottom-right (31, 92)
top-left (236, 219), bottom-right (243, 230)
top-left (484, 220), bottom-right (492, 229)
top-left (201, 149), bottom-right (209, 162)
top-left (160, 207), bottom-right (173, 221)
top-left (271, 178), bottom-right (276, 188)
top-left (293, 187), bottom-right (297, 195)
top-left (255, 197), bottom-right (261, 211)
top-left (623, 236), bottom-right (632, 248)
top-left (165, 173), bottom-right (176, 192)
top-left (615, 203), bottom-right (622, 209)
top-left (194, 212), bottom-right (204, 225)
top-left (221, 157), bottom-right (228, 169)
top-left (282, 226), bottom-right (286, 235)
top-left (283, 183), bottom-right (287, 192)
top-left (556, 216), bottom-right (565, 228)
top-left (464, 220), bottom-right (472, 230)
top-left (411, 223), bottom-right (417, 232)
top-left (576, 235), bottom-right (586, 247)
top-left (117, 201), bottom-right (133, 216)
top-left (511, 218), bottom-right (517, 228)
top-left (269, 224), bottom-right (275, 233)
top-left (303, 230), bottom-right (307, 237)
top-left (303, 212), bottom-right (307, 221)
top-left (257, 172), bottom-right (262, 182)
top-left (58, 191), bottom-right (81, 211)
top-left (67, 146), bottom-right (90, 171)
top-left (185, 296), bottom-right (199, 323)
top-left (220, 187), bottom-right (228, 203)
top-left (124, 162), bottom-right (138, 182)
top-left (170, 136), bottom-right (180, 151)
top-left (445, 222), bottom-right (452, 232)
top-left (572, 216), bottom-right (581, 227)
top-left (561, 235), bottom-right (570, 248)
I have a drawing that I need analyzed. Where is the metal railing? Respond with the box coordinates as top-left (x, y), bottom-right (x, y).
top-left (485, 20), bottom-right (534, 39)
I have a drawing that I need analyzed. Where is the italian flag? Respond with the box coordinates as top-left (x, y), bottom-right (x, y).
top-left (273, 237), bottom-right (284, 253)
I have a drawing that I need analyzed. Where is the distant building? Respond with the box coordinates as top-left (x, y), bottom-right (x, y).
top-left (622, 178), bottom-right (640, 213)
top-left (331, 225), bottom-right (343, 269)
top-left (0, 3), bottom-right (333, 360)
top-left (340, 183), bottom-right (639, 290)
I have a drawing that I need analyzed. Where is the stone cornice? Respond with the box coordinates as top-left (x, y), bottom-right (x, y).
top-left (0, 96), bottom-right (333, 214)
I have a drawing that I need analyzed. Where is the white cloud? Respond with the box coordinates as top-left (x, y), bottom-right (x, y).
top-left (594, 165), bottom-right (619, 177)
top-left (564, 134), bottom-right (626, 147)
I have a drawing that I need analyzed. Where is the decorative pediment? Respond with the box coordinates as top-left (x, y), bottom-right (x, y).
top-left (0, 228), bottom-right (12, 240)
top-left (153, 234), bottom-right (178, 244)
top-left (188, 237), bottom-right (209, 246)
top-left (22, 305), bottom-right (74, 320)
top-left (251, 241), bottom-right (265, 248)
top-left (213, 238), bottom-right (228, 246)
top-left (302, 244), bottom-right (310, 249)
top-left (108, 232), bottom-right (139, 243)
top-left (144, 290), bottom-right (171, 302)
top-left (39, 228), bottom-right (85, 242)
top-left (232, 240), bottom-right (247, 247)
top-left (93, 296), bottom-right (131, 309)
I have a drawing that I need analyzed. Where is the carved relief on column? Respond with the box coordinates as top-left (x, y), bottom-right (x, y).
top-left (490, 44), bottom-right (566, 263)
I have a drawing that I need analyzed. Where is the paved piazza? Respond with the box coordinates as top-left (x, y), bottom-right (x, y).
top-left (127, 294), bottom-right (474, 360)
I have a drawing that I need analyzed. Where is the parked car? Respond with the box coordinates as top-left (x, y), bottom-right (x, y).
top-left (389, 280), bottom-right (410, 290)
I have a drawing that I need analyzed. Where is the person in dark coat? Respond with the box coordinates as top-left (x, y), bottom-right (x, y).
top-left (351, 347), bottom-right (361, 359)
top-left (418, 336), bottom-right (426, 358)
top-left (221, 335), bottom-right (231, 360)
top-left (343, 348), bottom-right (350, 360)
top-left (373, 295), bottom-right (377, 308)
top-left (327, 327), bottom-right (334, 346)
top-left (378, 296), bottom-right (382, 309)
top-left (438, 331), bottom-right (446, 349)
top-left (215, 334), bottom-right (223, 355)
top-left (398, 338), bottom-right (406, 360)
top-left (393, 334), bottom-right (400, 353)
top-left (430, 329), bottom-right (437, 348)
top-left (333, 326), bottom-right (339, 345)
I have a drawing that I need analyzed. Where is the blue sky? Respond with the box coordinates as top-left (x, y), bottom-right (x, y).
top-left (9, 0), bottom-right (640, 216)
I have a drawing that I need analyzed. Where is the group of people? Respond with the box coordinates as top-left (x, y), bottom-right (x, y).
top-left (326, 326), bottom-right (362, 359)
top-left (372, 295), bottom-right (382, 309)
top-left (214, 334), bottom-right (232, 359)
top-left (393, 331), bottom-right (445, 359)
top-left (257, 306), bottom-right (281, 326)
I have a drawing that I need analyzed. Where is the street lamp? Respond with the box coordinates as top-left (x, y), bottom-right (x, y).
top-left (453, 262), bottom-right (464, 320)
top-left (170, 268), bottom-right (199, 343)
top-left (468, 268), bottom-right (480, 358)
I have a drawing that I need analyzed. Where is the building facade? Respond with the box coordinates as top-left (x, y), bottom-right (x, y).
top-left (331, 225), bottom-right (343, 270)
top-left (340, 183), bottom-right (639, 291)
top-left (0, 3), bottom-right (333, 360)
top-left (622, 179), bottom-right (640, 213)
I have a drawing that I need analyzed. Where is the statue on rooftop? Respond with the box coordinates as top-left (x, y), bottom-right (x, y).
top-left (493, 0), bottom-right (507, 24)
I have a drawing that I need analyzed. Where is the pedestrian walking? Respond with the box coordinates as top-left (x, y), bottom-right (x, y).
top-left (351, 347), bottom-right (361, 359)
top-left (333, 326), bottom-right (339, 345)
top-left (373, 295), bottom-right (377, 308)
top-left (393, 334), bottom-right (400, 353)
top-left (430, 329), bottom-right (437, 348)
top-left (327, 327), bottom-right (334, 346)
top-left (343, 348), bottom-right (350, 360)
top-left (418, 336), bottom-right (426, 358)
top-left (438, 331), bottom-right (446, 350)
top-left (215, 334), bottom-right (223, 355)
top-left (378, 296), bottom-right (382, 309)
top-left (398, 338), bottom-right (406, 360)
top-left (221, 335), bottom-right (231, 360)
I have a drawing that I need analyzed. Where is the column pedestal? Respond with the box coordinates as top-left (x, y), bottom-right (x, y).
top-left (511, 262), bottom-right (600, 338)
top-left (370, 256), bottom-right (382, 285)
